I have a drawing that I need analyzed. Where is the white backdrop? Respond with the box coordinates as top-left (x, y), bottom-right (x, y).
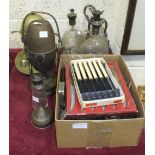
top-left (9, 0), bottom-right (129, 53)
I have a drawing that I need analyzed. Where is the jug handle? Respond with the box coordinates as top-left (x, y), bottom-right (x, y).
top-left (84, 5), bottom-right (96, 22)
top-left (103, 18), bottom-right (108, 34)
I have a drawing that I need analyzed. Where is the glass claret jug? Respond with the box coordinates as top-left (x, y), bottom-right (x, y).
top-left (79, 20), bottom-right (109, 54)
top-left (81, 5), bottom-right (109, 54)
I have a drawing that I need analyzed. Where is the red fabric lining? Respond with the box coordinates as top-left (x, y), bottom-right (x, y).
top-left (9, 49), bottom-right (144, 155)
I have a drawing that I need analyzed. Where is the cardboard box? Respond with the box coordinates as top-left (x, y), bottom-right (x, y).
top-left (55, 54), bottom-right (145, 148)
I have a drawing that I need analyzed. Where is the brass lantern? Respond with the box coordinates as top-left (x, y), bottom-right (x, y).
top-left (20, 11), bottom-right (62, 95)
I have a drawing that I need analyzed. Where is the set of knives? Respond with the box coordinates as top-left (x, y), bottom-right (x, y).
top-left (70, 58), bottom-right (125, 108)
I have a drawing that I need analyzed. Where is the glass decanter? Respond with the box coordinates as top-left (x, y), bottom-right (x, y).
top-left (62, 9), bottom-right (84, 54)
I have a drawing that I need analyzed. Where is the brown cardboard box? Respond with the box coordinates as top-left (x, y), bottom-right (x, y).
top-left (55, 54), bottom-right (145, 148)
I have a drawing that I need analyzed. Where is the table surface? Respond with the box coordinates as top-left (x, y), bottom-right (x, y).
top-left (9, 49), bottom-right (145, 155)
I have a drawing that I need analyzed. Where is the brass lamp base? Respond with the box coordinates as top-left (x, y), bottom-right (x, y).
top-left (31, 105), bottom-right (53, 129)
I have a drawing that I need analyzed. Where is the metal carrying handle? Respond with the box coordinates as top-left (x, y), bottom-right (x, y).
top-left (102, 18), bottom-right (108, 34)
